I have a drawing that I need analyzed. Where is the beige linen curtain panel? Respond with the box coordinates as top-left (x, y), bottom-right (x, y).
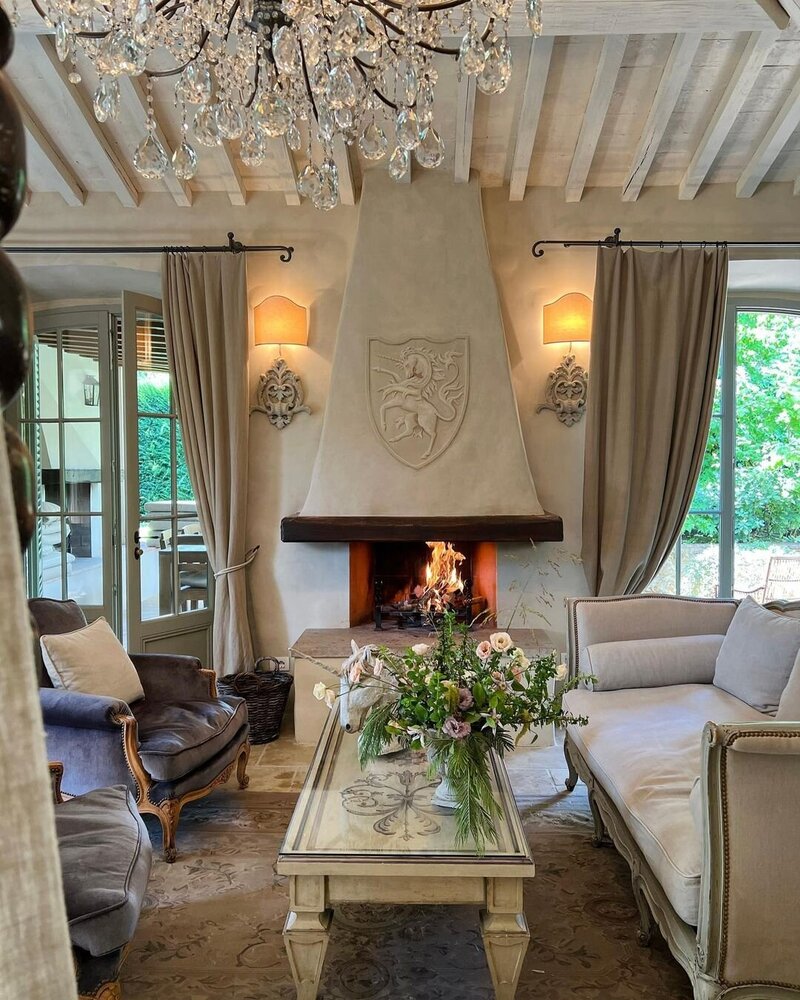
top-left (0, 443), bottom-right (77, 999)
top-left (162, 252), bottom-right (255, 674)
top-left (582, 246), bottom-right (729, 596)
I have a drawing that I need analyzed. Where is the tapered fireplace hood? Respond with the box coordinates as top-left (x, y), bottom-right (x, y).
top-left (282, 171), bottom-right (562, 544)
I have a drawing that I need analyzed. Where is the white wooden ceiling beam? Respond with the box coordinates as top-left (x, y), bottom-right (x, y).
top-left (509, 36), bottom-right (554, 202)
top-left (333, 136), bottom-right (356, 205)
top-left (13, 1), bottom-right (787, 35)
top-left (271, 138), bottom-right (301, 206)
top-left (737, 73), bottom-right (800, 196)
top-left (565, 34), bottom-right (627, 203)
top-left (755, 0), bottom-right (793, 26)
top-left (37, 35), bottom-right (140, 208)
top-left (454, 73), bottom-right (476, 184)
top-left (219, 142), bottom-right (247, 206)
top-left (507, 0), bottom-right (788, 35)
top-left (621, 32), bottom-right (702, 203)
top-left (680, 31), bottom-right (778, 200)
top-left (5, 77), bottom-right (85, 206)
top-left (118, 76), bottom-right (192, 208)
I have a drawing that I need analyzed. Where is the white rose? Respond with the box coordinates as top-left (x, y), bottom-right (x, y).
top-left (324, 688), bottom-right (337, 708)
top-left (555, 662), bottom-right (569, 681)
top-left (412, 643), bottom-right (430, 656)
top-left (313, 681), bottom-right (327, 701)
top-left (490, 631), bottom-right (513, 653)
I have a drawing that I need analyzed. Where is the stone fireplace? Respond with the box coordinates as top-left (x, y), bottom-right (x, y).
top-left (283, 171), bottom-right (562, 738)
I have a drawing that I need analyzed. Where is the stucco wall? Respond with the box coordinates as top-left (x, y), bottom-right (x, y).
top-left (12, 180), bottom-right (800, 655)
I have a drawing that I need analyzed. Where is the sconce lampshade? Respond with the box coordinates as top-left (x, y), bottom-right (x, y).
top-left (543, 292), bottom-right (592, 345)
top-left (254, 295), bottom-right (308, 346)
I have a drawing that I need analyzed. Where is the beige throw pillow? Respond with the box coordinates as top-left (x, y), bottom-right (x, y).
top-left (40, 617), bottom-right (145, 705)
top-left (713, 597), bottom-right (800, 714)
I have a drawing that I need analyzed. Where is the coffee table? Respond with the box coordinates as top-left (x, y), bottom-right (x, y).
top-left (277, 711), bottom-right (535, 998)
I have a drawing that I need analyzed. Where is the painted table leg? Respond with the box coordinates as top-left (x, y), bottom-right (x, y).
top-left (481, 879), bottom-right (530, 999)
top-left (284, 876), bottom-right (331, 1000)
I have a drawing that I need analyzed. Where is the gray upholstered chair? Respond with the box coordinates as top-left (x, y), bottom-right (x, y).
top-left (33, 598), bottom-right (250, 862)
top-left (50, 762), bottom-right (152, 999)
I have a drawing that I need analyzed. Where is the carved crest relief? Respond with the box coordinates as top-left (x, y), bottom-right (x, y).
top-left (367, 338), bottom-right (469, 469)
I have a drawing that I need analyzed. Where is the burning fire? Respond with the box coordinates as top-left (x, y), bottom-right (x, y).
top-left (414, 541), bottom-right (466, 613)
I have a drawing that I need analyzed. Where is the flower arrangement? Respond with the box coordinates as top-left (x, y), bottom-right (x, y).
top-left (312, 611), bottom-right (589, 853)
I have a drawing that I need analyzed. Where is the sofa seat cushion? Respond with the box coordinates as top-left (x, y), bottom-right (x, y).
top-left (56, 785), bottom-right (152, 957)
top-left (133, 696), bottom-right (247, 781)
top-left (563, 684), bottom-right (766, 926)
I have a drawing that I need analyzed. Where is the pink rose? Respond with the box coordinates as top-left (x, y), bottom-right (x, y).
top-left (458, 687), bottom-right (474, 710)
top-left (349, 662), bottom-right (363, 684)
top-left (476, 641), bottom-right (492, 660)
top-left (443, 716), bottom-right (471, 739)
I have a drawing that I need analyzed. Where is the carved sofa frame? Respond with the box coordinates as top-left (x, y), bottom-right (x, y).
top-left (563, 594), bottom-right (800, 1000)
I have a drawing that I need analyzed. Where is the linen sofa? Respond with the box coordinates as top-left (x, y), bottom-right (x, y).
top-left (32, 598), bottom-right (251, 862)
top-left (562, 594), bottom-right (800, 1000)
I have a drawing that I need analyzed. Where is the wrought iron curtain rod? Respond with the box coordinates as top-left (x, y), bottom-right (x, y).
top-left (532, 227), bottom-right (800, 258)
top-left (5, 231), bottom-right (294, 262)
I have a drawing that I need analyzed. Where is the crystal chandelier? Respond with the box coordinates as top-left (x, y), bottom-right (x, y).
top-left (34, 0), bottom-right (544, 209)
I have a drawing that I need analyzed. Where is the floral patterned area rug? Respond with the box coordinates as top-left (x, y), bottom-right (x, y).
top-left (124, 782), bottom-right (693, 1000)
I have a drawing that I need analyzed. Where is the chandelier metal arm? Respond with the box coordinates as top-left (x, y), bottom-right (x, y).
top-left (352, 56), bottom-right (397, 111)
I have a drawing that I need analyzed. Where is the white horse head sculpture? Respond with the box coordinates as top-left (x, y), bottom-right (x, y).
top-left (338, 640), bottom-right (394, 733)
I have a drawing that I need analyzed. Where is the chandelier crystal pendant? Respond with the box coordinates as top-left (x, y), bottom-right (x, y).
top-left (36, 0), bottom-right (544, 210)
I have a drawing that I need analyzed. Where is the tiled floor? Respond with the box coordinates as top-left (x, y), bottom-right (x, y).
top-left (252, 726), bottom-right (572, 798)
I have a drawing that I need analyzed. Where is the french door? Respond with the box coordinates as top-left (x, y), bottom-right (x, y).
top-left (19, 298), bottom-right (213, 660)
top-left (19, 310), bottom-right (116, 625)
top-left (121, 292), bottom-right (213, 660)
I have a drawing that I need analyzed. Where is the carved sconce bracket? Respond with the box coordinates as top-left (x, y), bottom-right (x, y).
top-left (252, 357), bottom-right (311, 429)
top-left (537, 353), bottom-right (588, 427)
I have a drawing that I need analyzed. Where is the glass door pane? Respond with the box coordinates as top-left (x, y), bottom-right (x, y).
top-left (733, 308), bottom-right (800, 602)
top-left (19, 313), bottom-right (114, 621)
top-left (122, 292), bottom-right (212, 656)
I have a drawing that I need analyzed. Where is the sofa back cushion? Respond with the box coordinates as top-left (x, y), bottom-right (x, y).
top-left (29, 598), bottom-right (88, 688)
top-left (41, 617), bottom-right (145, 706)
top-left (567, 595), bottom-right (738, 677)
top-left (713, 597), bottom-right (800, 714)
top-left (585, 634), bottom-right (725, 691)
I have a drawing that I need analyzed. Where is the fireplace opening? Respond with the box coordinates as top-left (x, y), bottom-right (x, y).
top-left (349, 540), bottom-right (497, 630)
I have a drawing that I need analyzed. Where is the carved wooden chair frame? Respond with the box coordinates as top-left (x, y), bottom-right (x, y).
top-left (111, 670), bottom-right (251, 862)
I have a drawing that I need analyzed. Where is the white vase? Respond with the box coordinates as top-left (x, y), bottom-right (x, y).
top-left (427, 748), bottom-right (459, 810)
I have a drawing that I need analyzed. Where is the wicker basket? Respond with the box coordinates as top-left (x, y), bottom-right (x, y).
top-left (218, 657), bottom-right (293, 744)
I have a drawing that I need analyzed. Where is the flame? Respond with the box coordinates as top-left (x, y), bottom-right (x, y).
top-left (421, 541), bottom-right (465, 612)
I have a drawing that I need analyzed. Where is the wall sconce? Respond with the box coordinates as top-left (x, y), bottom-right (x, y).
top-left (536, 292), bottom-right (591, 426)
top-left (251, 295), bottom-right (311, 429)
top-left (82, 374), bottom-right (100, 407)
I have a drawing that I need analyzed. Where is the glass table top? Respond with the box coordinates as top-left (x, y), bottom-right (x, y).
top-left (280, 711), bottom-right (532, 863)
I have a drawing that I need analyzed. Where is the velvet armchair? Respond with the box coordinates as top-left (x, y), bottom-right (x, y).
top-left (32, 598), bottom-right (250, 862)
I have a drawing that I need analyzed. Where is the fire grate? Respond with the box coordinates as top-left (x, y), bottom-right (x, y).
top-left (373, 576), bottom-right (487, 630)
